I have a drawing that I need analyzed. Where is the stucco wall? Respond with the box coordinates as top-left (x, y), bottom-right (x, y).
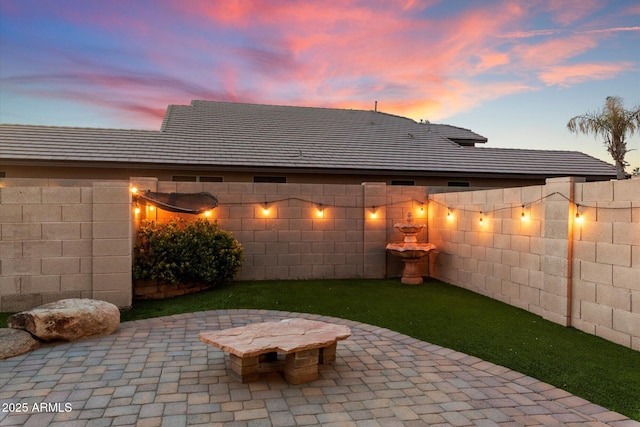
top-left (428, 177), bottom-right (640, 350)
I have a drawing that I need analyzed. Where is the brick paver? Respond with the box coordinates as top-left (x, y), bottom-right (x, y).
top-left (1, 309), bottom-right (637, 426)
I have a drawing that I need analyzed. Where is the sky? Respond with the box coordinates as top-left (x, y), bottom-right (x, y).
top-left (1, 0), bottom-right (639, 171)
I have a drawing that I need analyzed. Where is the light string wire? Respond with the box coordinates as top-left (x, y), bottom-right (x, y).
top-left (134, 190), bottom-right (634, 214)
top-left (429, 191), bottom-right (634, 216)
top-left (220, 196), bottom-right (427, 209)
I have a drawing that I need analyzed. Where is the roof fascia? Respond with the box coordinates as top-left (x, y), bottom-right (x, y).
top-left (0, 159), bottom-right (614, 180)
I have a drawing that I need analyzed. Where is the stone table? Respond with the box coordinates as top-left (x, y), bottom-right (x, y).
top-left (199, 318), bottom-right (351, 384)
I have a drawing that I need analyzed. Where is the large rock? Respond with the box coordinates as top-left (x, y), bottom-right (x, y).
top-left (8, 298), bottom-right (120, 342)
top-left (0, 328), bottom-right (41, 359)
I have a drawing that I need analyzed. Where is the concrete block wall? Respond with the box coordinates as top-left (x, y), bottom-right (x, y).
top-left (572, 177), bottom-right (640, 349)
top-left (0, 179), bottom-right (132, 311)
top-left (428, 183), bottom-right (546, 316)
top-left (2, 176), bottom-right (637, 350)
top-left (428, 177), bottom-right (640, 350)
top-left (132, 179), bottom-right (427, 282)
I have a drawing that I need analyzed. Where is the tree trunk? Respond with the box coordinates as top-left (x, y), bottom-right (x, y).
top-left (615, 161), bottom-right (626, 180)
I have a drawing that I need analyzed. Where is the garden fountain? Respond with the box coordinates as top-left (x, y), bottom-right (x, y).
top-left (386, 212), bottom-right (436, 285)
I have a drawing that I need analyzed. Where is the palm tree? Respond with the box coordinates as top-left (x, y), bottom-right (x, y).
top-left (567, 96), bottom-right (640, 179)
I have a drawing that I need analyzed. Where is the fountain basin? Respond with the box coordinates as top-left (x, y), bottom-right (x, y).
top-left (386, 242), bottom-right (436, 259)
top-left (386, 212), bottom-right (436, 285)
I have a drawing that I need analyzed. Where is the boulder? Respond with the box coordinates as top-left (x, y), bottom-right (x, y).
top-left (8, 298), bottom-right (120, 342)
top-left (0, 328), bottom-right (41, 359)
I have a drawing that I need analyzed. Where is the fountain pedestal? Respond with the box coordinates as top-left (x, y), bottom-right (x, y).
top-left (386, 212), bottom-right (436, 285)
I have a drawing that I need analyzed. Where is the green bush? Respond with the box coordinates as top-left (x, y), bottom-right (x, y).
top-left (133, 218), bottom-right (244, 287)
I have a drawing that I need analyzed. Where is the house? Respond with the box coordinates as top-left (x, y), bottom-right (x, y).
top-left (0, 100), bottom-right (617, 186)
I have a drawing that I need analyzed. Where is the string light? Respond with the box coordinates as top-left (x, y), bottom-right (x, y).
top-left (575, 204), bottom-right (583, 224)
top-left (129, 191), bottom-right (626, 222)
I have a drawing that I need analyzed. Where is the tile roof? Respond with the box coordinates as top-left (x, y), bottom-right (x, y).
top-left (0, 100), bottom-right (617, 178)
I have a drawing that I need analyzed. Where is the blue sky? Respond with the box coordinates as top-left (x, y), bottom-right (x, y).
top-left (1, 0), bottom-right (639, 170)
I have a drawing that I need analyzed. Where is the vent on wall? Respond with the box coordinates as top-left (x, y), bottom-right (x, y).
top-left (172, 176), bottom-right (223, 182)
top-left (391, 180), bottom-right (415, 186)
top-left (253, 176), bottom-right (287, 183)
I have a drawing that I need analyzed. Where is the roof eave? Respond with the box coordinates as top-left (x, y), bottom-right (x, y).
top-left (0, 158), bottom-right (616, 180)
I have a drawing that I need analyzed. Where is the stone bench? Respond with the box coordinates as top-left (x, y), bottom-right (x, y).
top-left (199, 318), bottom-right (351, 384)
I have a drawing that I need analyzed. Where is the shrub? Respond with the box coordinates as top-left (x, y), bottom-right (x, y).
top-left (133, 218), bottom-right (244, 287)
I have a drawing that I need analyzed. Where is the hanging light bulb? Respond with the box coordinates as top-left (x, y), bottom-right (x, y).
top-left (447, 208), bottom-right (452, 220)
top-left (316, 204), bottom-right (324, 218)
top-left (575, 204), bottom-right (583, 224)
top-left (521, 205), bottom-right (528, 221)
top-left (479, 211), bottom-right (484, 225)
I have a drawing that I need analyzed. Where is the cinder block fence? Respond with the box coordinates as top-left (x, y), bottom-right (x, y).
top-left (428, 177), bottom-right (640, 350)
top-left (1, 177), bottom-right (638, 350)
top-left (0, 180), bottom-right (132, 310)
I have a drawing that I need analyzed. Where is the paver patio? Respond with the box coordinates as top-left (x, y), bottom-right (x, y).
top-left (0, 309), bottom-right (637, 426)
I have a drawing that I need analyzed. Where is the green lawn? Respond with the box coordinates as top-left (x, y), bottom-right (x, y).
top-left (3, 278), bottom-right (639, 421)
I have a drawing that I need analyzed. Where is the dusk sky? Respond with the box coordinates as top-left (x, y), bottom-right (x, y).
top-left (1, 0), bottom-right (639, 170)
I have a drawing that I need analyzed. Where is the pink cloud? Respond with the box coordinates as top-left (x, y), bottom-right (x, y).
top-left (537, 0), bottom-right (602, 26)
top-left (538, 62), bottom-right (634, 87)
top-left (2, 0), bottom-right (636, 128)
top-left (157, 1), bottom-right (630, 121)
top-left (511, 34), bottom-right (598, 69)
